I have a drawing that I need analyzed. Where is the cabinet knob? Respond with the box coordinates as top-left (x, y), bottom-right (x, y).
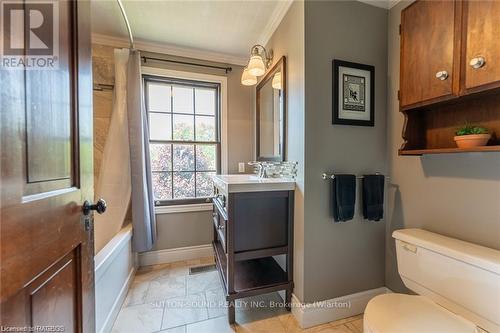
top-left (435, 70), bottom-right (449, 81)
top-left (469, 56), bottom-right (485, 69)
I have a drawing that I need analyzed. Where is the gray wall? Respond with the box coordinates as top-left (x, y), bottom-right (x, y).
top-left (302, 0), bottom-right (388, 303)
top-left (385, 1), bottom-right (500, 292)
top-left (153, 211), bottom-right (212, 250)
top-left (141, 52), bottom-right (254, 251)
top-left (265, 1), bottom-right (306, 301)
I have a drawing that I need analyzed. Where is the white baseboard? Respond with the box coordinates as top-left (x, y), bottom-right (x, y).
top-left (291, 287), bottom-right (390, 329)
top-left (138, 244), bottom-right (213, 267)
top-left (99, 268), bottom-right (136, 333)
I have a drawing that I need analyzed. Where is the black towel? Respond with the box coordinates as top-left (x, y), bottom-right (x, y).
top-left (362, 174), bottom-right (385, 221)
top-left (332, 174), bottom-right (356, 222)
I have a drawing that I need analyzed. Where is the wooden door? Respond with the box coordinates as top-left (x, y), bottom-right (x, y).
top-left (462, 0), bottom-right (500, 93)
top-left (400, 0), bottom-right (460, 108)
top-left (0, 1), bottom-right (95, 332)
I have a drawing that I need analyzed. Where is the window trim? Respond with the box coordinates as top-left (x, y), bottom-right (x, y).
top-left (142, 66), bottom-right (228, 209)
top-left (155, 202), bottom-right (214, 215)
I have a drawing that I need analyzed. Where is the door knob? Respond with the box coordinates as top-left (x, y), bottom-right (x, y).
top-left (469, 56), bottom-right (485, 69)
top-left (82, 198), bottom-right (107, 216)
top-left (435, 70), bottom-right (449, 80)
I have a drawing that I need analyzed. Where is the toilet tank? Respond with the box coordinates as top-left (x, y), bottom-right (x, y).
top-left (393, 228), bottom-right (500, 333)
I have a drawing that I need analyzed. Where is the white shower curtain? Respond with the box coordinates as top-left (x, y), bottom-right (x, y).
top-left (94, 49), bottom-right (132, 252)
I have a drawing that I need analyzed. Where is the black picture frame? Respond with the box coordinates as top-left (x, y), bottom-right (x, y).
top-left (332, 59), bottom-right (375, 127)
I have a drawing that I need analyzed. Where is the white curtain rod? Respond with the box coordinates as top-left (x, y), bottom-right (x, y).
top-left (116, 0), bottom-right (134, 49)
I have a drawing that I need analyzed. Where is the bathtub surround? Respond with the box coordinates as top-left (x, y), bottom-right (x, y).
top-left (385, 1), bottom-right (500, 292)
top-left (95, 225), bottom-right (135, 333)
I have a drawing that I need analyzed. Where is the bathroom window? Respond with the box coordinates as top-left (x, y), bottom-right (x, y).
top-left (144, 76), bottom-right (220, 205)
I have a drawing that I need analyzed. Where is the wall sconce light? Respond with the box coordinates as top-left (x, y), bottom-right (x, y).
top-left (241, 44), bottom-right (273, 86)
top-left (241, 67), bottom-right (257, 86)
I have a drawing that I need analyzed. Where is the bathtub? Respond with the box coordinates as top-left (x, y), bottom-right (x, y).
top-left (94, 224), bottom-right (135, 333)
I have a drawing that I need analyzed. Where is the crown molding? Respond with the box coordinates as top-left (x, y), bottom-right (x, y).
top-left (388, 0), bottom-right (402, 9)
top-left (91, 33), bottom-right (248, 66)
top-left (258, 0), bottom-right (293, 47)
top-left (357, 0), bottom-right (401, 10)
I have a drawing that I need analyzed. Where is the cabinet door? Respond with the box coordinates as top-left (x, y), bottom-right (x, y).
top-left (400, 0), bottom-right (458, 108)
top-left (463, 0), bottom-right (500, 93)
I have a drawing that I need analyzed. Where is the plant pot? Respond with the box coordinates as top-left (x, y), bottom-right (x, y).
top-left (453, 133), bottom-right (491, 148)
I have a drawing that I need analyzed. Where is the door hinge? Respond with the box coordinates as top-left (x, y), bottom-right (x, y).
top-left (399, 24), bottom-right (401, 35)
top-left (397, 90), bottom-right (400, 101)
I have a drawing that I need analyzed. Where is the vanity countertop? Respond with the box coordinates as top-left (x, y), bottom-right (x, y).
top-left (212, 174), bottom-right (295, 193)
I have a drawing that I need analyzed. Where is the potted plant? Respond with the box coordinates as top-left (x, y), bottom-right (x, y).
top-left (454, 123), bottom-right (491, 148)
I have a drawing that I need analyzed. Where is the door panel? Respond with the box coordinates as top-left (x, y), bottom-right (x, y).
top-left (400, 0), bottom-right (457, 108)
top-left (30, 250), bottom-right (79, 332)
top-left (463, 0), bottom-right (500, 92)
top-left (0, 1), bottom-right (94, 332)
top-left (25, 0), bottom-right (73, 193)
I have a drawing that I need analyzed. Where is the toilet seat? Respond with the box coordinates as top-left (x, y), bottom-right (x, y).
top-left (364, 294), bottom-right (479, 333)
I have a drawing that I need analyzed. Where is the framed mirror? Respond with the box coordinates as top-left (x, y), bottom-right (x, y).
top-left (256, 56), bottom-right (286, 161)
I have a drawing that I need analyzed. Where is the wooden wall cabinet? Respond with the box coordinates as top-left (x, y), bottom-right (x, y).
top-left (400, 0), bottom-right (458, 108)
top-left (462, 1), bottom-right (500, 94)
top-left (399, 0), bottom-right (500, 155)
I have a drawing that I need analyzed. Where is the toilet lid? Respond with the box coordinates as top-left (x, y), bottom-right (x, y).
top-left (364, 294), bottom-right (478, 333)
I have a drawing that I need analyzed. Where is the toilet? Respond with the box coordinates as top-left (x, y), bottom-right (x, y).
top-left (364, 228), bottom-right (500, 333)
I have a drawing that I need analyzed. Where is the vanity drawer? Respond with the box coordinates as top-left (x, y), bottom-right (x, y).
top-left (213, 202), bottom-right (227, 252)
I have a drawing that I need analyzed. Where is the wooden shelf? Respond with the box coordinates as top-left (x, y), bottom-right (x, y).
top-left (213, 240), bottom-right (291, 300)
top-left (400, 145), bottom-right (500, 156)
top-left (400, 92), bottom-right (500, 156)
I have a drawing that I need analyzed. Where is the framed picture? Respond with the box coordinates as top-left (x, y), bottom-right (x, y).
top-left (332, 59), bottom-right (375, 126)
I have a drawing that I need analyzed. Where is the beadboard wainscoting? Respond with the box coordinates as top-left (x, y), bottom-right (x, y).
top-left (95, 225), bottom-right (136, 333)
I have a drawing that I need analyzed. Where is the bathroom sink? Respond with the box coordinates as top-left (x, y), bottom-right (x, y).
top-left (212, 174), bottom-right (295, 193)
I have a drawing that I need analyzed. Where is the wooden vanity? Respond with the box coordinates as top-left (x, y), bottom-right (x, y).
top-left (211, 174), bottom-right (295, 323)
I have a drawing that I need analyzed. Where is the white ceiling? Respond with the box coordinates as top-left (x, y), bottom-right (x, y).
top-left (91, 0), bottom-right (291, 64)
top-left (91, 0), bottom-right (398, 65)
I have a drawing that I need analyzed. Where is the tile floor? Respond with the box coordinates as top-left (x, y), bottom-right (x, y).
top-left (112, 257), bottom-right (364, 333)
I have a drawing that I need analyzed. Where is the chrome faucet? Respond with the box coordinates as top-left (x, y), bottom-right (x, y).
top-left (249, 162), bottom-right (269, 178)
top-left (256, 163), bottom-right (268, 178)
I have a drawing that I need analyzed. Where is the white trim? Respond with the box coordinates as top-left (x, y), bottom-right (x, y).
top-left (258, 0), bottom-right (294, 47)
top-left (92, 33), bottom-right (247, 66)
top-left (95, 224), bottom-right (133, 282)
top-left (141, 66), bottom-right (229, 174)
top-left (388, 0), bottom-right (402, 9)
top-left (99, 268), bottom-right (136, 333)
top-left (291, 287), bottom-right (390, 329)
top-left (94, 225), bottom-right (135, 333)
top-left (138, 244), bottom-right (213, 267)
top-left (155, 203), bottom-right (213, 215)
top-left (357, 0), bottom-right (402, 10)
